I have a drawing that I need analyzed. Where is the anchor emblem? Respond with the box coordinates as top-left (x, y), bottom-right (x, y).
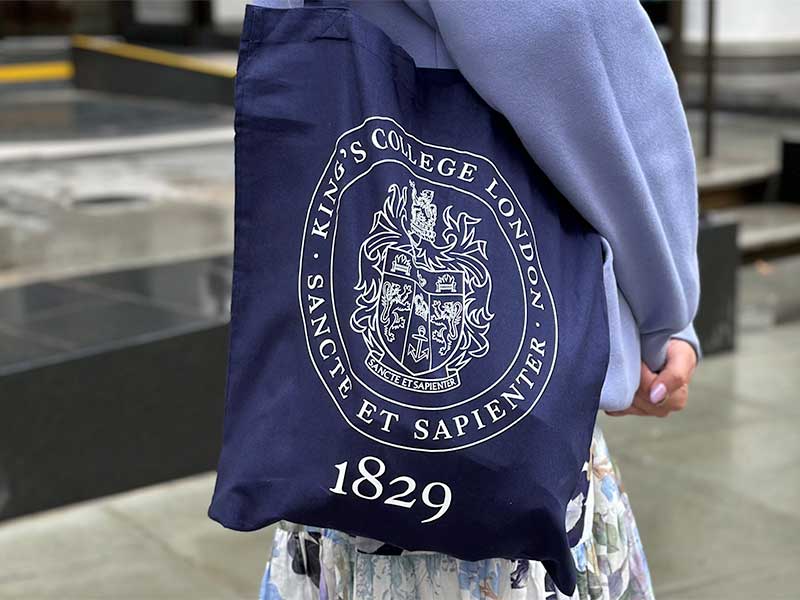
top-left (408, 326), bottom-right (430, 363)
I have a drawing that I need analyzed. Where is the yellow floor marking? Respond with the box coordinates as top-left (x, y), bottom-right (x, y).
top-left (71, 35), bottom-right (236, 78)
top-left (0, 61), bottom-right (74, 83)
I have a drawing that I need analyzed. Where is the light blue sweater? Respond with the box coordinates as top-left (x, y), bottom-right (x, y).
top-left (250, 0), bottom-right (701, 411)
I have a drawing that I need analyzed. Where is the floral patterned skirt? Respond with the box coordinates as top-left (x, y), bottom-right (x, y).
top-left (260, 427), bottom-right (654, 600)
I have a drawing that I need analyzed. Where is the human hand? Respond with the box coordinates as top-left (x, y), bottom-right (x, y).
top-left (606, 339), bottom-right (697, 418)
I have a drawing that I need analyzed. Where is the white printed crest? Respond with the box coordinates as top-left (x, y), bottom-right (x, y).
top-left (299, 117), bottom-right (558, 452)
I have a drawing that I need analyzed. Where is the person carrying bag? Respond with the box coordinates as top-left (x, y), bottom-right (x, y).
top-left (211, 2), bottom-right (701, 598)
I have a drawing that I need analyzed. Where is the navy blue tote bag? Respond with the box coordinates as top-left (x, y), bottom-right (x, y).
top-left (210, 4), bottom-right (609, 593)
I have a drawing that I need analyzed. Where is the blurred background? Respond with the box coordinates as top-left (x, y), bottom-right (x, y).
top-left (0, 1), bottom-right (798, 598)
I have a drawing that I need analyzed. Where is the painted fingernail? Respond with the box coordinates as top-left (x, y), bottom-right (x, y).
top-left (650, 383), bottom-right (667, 404)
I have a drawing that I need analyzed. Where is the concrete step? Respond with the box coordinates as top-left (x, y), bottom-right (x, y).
top-left (709, 202), bottom-right (800, 261)
top-left (0, 216), bottom-right (13, 269)
top-left (0, 256), bottom-right (232, 521)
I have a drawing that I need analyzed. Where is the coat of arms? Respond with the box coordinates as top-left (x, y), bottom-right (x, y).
top-left (350, 180), bottom-right (494, 392)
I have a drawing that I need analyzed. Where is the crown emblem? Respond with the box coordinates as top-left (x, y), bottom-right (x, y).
top-left (435, 273), bottom-right (457, 293)
top-left (409, 180), bottom-right (436, 243)
top-left (391, 253), bottom-right (411, 276)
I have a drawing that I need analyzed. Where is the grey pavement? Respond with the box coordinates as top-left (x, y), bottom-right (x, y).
top-left (688, 110), bottom-right (795, 188)
top-left (0, 144), bottom-right (234, 289)
top-left (1, 89), bottom-right (799, 599)
top-left (0, 474), bottom-right (275, 599)
top-left (0, 99), bottom-right (795, 291)
top-left (1, 319), bottom-right (798, 599)
top-left (684, 69), bottom-right (800, 118)
top-left (601, 320), bottom-right (800, 599)
top-left (0, 243), bottom-right (799, 600)
top-left (0, 113), bottom-right (792, 292)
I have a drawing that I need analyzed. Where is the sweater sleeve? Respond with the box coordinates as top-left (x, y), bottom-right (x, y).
top-left (428, 0), bottom-right (701, 369)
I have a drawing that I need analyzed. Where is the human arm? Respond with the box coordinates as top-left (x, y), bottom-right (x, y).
top-left (426, 0), bottom-right (701, 370)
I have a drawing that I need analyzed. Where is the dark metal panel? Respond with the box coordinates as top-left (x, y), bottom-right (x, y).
top-left (71, 45), bottom-right (234, 106)
top-left (695, 216), bottom-right (739, 354)
top-left (0, 324), bottom-right (229, 521)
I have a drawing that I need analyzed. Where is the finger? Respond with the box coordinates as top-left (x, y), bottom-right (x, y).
top-left (613, 361), bottom-right (667, 418)
top-left (633, 383), bottom-right (679, 416)
top-left (633, 383), bottom-right (652, 408)
top-left (632, 393), bottom-right (671, 417)
top-left (605, 410), bottom-right (627, 417)
top-left (650, 340), bottom-right (697, 402)
top-left (638, 362), bottom-right (657, 394)
top-left (633, 384), bottom-right (689, 418)
top-left (633, 377), bottom-right (663, 414)
top-left (634, 363), bottom-right (658, 407)
top-left (663, 385), bottom-right (689, 413)
top-left (606, 406), bottom-right (648, 417)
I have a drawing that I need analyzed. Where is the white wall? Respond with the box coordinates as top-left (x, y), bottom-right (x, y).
top-left (211, 0), bottom-right (250, 26)
top-left (132, 0), bottom-right (250, 28)
top-left (133, 0), bottom-right (192, 25)
top-left (684, 0), bottom-right (800, 46)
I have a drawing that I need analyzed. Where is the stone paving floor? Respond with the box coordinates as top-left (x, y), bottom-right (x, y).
top-left (0, 89), bottom-right (232, 143)
top-left (688, 110), bottom-right (795, 187)
top-left (0, 474), bottom-right (275, 599)
top-left (1, 75), bottom-right (798, 600)
top-left (602, 320), bottom-right (800, 599)
top-left (0, 143), bottom-right (234, 288)
top-left (0, 318), bottom-right (798, 599)
top-left (2, 107), bottom-right (797, 291)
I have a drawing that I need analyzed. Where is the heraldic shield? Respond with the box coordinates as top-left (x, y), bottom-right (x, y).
top-left (354, 180), bottom-right (490, 394)
top-left (377, 248), bottom-right (465, 380)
